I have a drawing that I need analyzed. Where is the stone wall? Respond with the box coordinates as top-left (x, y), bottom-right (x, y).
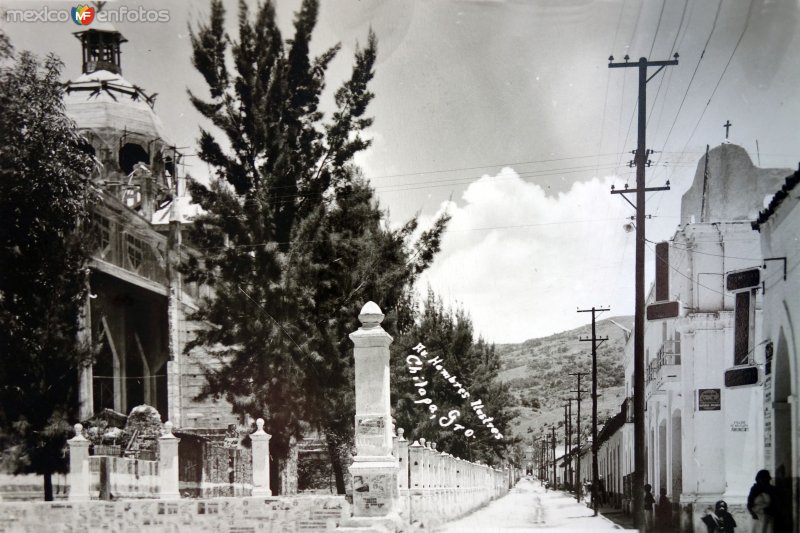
top-left (0, 495), bottom-right (347, 532)
top-left (89, 456), bottom-right (159, 499)
top-left (0, 474), bottom-right (68, 502)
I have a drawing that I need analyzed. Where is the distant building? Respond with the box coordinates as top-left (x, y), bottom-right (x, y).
top-left (753, 167), bottom-right (800, 532)
top-left (65, 23), bottom-right (237, 430)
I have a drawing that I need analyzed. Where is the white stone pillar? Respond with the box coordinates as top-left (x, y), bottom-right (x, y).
top-left (409, 440), bottom-right (424, 489)
top-left (396, 429), bottom-right (409, 490)
top-left (158, 421), bottom-right (180, 499)
top-left (348, 302), bottom-right (400, 520)
top-left (68, 424), bottom-right (91, 502)
top-left (251, 418), bottom-right (272, 496)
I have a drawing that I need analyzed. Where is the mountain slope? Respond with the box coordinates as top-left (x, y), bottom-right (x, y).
top-left (496, 316), bottom-right (633, 445)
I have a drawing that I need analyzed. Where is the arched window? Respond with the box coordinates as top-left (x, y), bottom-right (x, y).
top-left (119, 142), bottom-right (149, 175)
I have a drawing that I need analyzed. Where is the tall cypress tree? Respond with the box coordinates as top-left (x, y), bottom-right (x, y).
top-left (186, 0), bottom-right (448, 492)
top-left (0, 49), bottom-right (95, 500)
top-left (391, 290), bottom-right (519, 465)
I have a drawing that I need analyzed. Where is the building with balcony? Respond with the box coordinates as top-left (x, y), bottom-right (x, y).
top-left (624, 143), bottom-right (792, 531)
top-left (65, 23), bottom-right (237, 431)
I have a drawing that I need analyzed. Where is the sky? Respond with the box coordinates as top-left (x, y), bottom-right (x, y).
top-left (2, 0), bottom-right (799, 343)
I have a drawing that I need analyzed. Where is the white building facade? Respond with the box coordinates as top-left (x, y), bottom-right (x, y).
top-left (624, 143), bottom-right (792, 531)
top-left (754, 168), bottom-right (800, 532)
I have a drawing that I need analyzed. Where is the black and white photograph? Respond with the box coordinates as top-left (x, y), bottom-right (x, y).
top-left (0, 0), bottom-right (798, 531)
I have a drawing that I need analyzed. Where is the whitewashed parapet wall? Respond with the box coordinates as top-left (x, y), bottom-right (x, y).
top-left (392, 429), bottom-right (518, 529)
top-left (66, 417), bottom-right (274, 501)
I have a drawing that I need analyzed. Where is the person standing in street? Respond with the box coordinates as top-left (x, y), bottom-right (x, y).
top-left (714, 500), bottom-right (737, 533)
top-left (643, 484), bottom-right (655, 531)
top-left (654, 487), bottom-right (672, 532)
top-left (747, 470), bottom-right (775, 533)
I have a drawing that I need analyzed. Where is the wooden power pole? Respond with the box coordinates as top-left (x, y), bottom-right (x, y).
top-left (569, 371), bottom-right (589, 502)
top-left (579, 306), bottom-right (610, 516)
top-left (608, 54), bottom-right (677, 529)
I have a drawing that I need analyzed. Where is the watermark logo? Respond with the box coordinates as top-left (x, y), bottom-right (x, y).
top-left (4, 6), bottom-right (170, 24)
top-left (71, 5), bottom-right (95, 26)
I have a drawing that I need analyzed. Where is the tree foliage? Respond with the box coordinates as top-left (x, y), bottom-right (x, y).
top-left (0, 49), bottom-right (95, 499)
top-left (391, 290), bottom-right (520, 465)
top-left (185, 0), bottom-right (449, 492)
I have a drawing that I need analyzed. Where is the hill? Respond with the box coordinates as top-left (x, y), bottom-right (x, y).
top-left (496, 316), bottom-right (633, 446)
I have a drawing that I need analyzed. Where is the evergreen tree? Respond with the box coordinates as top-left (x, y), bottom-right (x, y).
top-left (186, 0), bottom-right (448, 492)
top-left (0, 49), bottom-right (95, 500)
top-left (391, 290), bottom-right (520, 465)
top-left (288, 173), bottom-right (448, 492)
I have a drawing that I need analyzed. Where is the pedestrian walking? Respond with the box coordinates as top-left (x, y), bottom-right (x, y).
top-left (701, 501), bottom-right (737, 533)
top-left (654, 487), bottom-right (672, 531)
top-left (702, 506), bottom-right (721, 533)
top-left (714, 500), bottom-right (737, 533)
top-left (643, 483), bottom-right (655, 531)
top-left (747, 470), bottom-right (775, 533)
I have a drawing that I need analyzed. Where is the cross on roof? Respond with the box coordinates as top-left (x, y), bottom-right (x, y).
top-left (724, 120), bottom-right (732, 139)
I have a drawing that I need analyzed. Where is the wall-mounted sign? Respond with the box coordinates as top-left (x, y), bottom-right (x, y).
top-left (730, 421), bottom-right (749, 432)
top-left (724, 366), bottom-right (759, 387)
top-left (698, 388), bottom-right (721, 411)
top-left (726, 268), bottom-right (760, 292)
top-left (646, 301), bottom-right (680, 321)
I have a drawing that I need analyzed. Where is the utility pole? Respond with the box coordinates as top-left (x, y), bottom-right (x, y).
top-left (542, 435), bottom-right (549, 485)
top-left (569, 371), bottom-right (589, 502)
top-left (551, 426), bottom-right (557, 489)
top-left (608, 53), bottom-right (677, 529)
top-left (563, 402), bottom-right (569, 489)
top-left (579, 306), bottom-right (610, 516)
top-left (564, 398), bottom-right (573, 490)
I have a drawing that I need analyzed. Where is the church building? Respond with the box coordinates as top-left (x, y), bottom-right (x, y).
top-left (64, 22), bottom-right (236, 431)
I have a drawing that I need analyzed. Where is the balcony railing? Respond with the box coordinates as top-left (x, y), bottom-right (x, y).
top-left (646, 340), bottom-right (682, 385)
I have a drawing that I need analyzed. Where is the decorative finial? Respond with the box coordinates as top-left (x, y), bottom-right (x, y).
top-left (358, 301), bottom-right (384, 328)
top-left (257, 418), bottom-right (265, 431)
top-left (419, 438), bottom-right (426, 447)
top-left (163, 421), bottom-right (174, 436)
top-left (431, 442), bottom-right (437, 450)
top-left (74, 423), bottom-right (83, 436)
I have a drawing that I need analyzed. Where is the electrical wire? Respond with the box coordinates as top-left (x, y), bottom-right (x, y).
top-left (648, 0), bottom-right (667, 58)
top-left (652, 0), bottom-right (724, 171)
top-left (679, 0), bottom-right (755, 155)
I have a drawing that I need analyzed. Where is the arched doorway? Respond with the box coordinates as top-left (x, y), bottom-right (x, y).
top-left (671, 410), bottom-right (682, 499)
top-left (659, 420), bottom-right (667, 494)
top-left (774, 329), bottom-right (794, 530)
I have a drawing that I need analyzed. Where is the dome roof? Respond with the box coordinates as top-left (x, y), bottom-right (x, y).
top-left (64, 70), bottom-right (171, 143)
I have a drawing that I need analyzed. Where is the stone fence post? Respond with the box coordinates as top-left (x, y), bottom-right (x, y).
top-left (395, 428), bottom-right (409, 490)
top-left (251, 418), bottom-right (272, 496)
top-left (158, 421), bottom-right (180, 499)
top-left (408, 441), bottom-right (424, 489)
top-left (345, 302), bottom-right (401, 529)
top-left (68, 423), bottom-right (91, 502)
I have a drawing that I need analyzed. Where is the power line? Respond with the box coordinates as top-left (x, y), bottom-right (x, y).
top-left (648, 0), bottom-right (667, 57)
top-left (680, 0), bottom-right (755, 154)
top-left (653, 0), bottom-right (724, 170)
top-left (366, 152), bottom-right (623, 181)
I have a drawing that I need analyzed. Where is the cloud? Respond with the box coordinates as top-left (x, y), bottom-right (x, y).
top-left (419, 167), bottom-right (652, 343)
